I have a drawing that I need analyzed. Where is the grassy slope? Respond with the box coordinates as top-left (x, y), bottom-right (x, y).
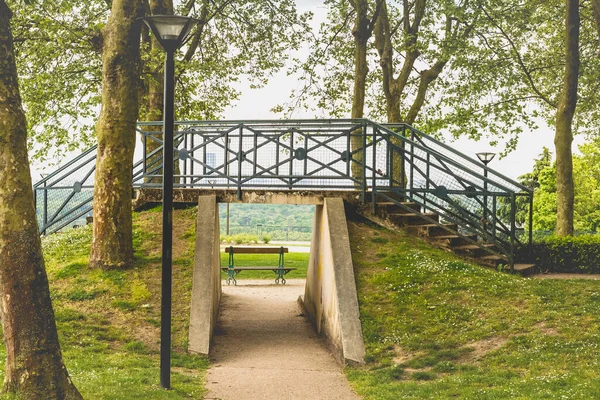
top-left (0, 207), bottom-right (207, 399)
top-left (347, 220), bottom-right (600, 399)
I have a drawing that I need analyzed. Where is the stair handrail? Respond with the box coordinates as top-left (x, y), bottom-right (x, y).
top-left (379, 122), bottom-right (532, 195)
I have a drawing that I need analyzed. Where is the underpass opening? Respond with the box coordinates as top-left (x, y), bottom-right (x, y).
top-left (188, 196), bottom-right (365, 366)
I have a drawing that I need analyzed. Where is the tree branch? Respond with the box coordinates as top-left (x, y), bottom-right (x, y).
top-left (479, 3), bottom-right (557, 108)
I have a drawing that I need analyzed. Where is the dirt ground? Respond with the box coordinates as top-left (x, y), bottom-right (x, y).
top-left (204, 279), bottom-right (360, 400)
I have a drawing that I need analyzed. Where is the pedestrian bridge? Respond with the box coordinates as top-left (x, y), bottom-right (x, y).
top-left (34, 119), bottom-right (533, 266)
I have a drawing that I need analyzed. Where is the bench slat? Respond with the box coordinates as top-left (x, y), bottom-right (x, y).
top-left (224, 246), bottom-right (289, 254)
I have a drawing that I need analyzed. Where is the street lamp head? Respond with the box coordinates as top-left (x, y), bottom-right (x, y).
top-left (476, 152), bottom-right (496, 165)
top-left (141, 15), bottom-right (200, 52)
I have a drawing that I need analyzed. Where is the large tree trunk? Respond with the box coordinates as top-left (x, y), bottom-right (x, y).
top-left (90, 0), bottom-right (145, 269)
top-left (374, 0), bottom-right (424, 188)
top-left (140, 0), bottom-right (173, 184)
top-left (554, 0), bottom-right (580, 236)
top-left (0, 3), bottom-right (82, 398)
top-left (350, 0), bottom-right (370, 183)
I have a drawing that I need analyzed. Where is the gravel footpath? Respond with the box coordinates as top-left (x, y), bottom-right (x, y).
top-left (204, 279), bottom-right (360, 400)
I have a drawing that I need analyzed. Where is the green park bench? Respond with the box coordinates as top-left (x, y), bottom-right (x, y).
top-left (222, 246), bottom-right (295, 286)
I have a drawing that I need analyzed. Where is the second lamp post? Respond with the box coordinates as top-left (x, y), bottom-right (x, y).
top-left (476, 152), bottom-right (496, 232)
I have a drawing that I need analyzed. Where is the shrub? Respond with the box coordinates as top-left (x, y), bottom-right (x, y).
top-left (224, 233), bottom-right (260, 245)
top-left (262, 234), bottom-right (271, 244)
top-left (532, 235), bottom-right (600, 273)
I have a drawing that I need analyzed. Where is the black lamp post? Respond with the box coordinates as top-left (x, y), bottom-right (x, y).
top-left (140, 14), bottom-right (199, 390)
top-left (476, 152), bottom-right (496, 230)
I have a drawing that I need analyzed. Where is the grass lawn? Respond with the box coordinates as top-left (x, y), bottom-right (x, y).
top-left (347, 220), bottom-right (600, 399)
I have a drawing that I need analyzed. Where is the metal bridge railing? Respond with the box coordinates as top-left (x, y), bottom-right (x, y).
top-left (33, 119), bottom-right (533, 266)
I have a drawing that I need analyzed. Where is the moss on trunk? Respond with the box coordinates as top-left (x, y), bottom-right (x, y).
top-left (90, 0), bottom-right (145, 269)
top-left (554, 0), bottom-right (580, 236)
top-left (0, 2), bottom-right (82, 398)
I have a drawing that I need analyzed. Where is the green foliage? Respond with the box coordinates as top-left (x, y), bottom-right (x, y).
top-left (8, 0), bottom-right (105, 162)
top-left (9, 0), bottom-right (312, 163)
top-left (221, 233), bottom-right (259, 245)
top-left (533, 235), bottom-right (600, 273)
top-left (435, 0), bottom-right (600, 151)
top-left (280, 0), bottom-right (479, 124)
top-left (524, 141), bottom-right (600, 233)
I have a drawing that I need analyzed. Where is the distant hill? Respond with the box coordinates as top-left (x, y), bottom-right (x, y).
top-left (218, 203), bottom-right (315, 241)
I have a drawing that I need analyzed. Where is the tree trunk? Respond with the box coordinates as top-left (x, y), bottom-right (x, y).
top-left (592, 0), bottom-right (600, 40)
top-left (554, 0), bottom-right (580, 236)
top-left (90, 0), bottom-right (145, 269)
top-left (0, 3), bottom-right (82, 398)
top-left (386, 95), bottom-right (405, 188)
top-left (350, 0), bottom-right (370, 183)
top-left (140, 0), bottom-right (173, 184)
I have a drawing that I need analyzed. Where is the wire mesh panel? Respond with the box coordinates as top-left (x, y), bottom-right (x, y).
top-left (34, 146), bottom-right (97, 234)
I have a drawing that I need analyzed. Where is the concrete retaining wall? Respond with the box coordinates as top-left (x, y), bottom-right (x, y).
top-left (188, 195), bottom-right (222, 355)
top-left (303, 198), bottom-right (365, 364)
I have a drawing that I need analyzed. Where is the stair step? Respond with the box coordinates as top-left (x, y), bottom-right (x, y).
top-left (407, 223), bottom-right (458, 237)
top-left (431, 234), bottom-right (478, 247)
top-left (375, 201), bottom-right (421, 216)
top-left (367, 191), bottom-right (405, 202)
top-left (478, 255), bottom-right (509, 268)
top-left (388, 212), bottom-right (439, 226)
top-left (454, 243), bottom-right (497, 258)
top-left (513, 263), bottom-right (537, 276)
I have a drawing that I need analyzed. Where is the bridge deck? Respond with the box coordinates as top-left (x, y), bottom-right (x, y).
top-left (133, 188), bottom-right (364, 208)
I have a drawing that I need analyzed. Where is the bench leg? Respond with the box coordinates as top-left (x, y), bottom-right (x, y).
top-left (226, 269), bottom-right (237, 286)
top-left (275, 269), bottom-right (286, 285)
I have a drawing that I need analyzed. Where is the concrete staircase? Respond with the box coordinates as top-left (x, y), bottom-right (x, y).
top-left (374, 200), bottom-right (536, 276)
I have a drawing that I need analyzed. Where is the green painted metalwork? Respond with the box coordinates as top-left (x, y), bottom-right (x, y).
top-left (33, 119), bottom-right (534, 267)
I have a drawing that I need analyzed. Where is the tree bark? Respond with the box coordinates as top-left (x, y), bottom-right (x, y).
top-left (90, 0), bottom-right (145, 269)
top-left (350, 0), bottom-right (370, 183)
top-left (140, 0), bottom-right (173, 184)
top-left (592, 0), bottom-right (600, 40)
top-left (554, 0), bottom-right (579, 236)
top-left (0, 3), bottom-right (83, 398)
top-left (374, 0), bottom-right (425, 187)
